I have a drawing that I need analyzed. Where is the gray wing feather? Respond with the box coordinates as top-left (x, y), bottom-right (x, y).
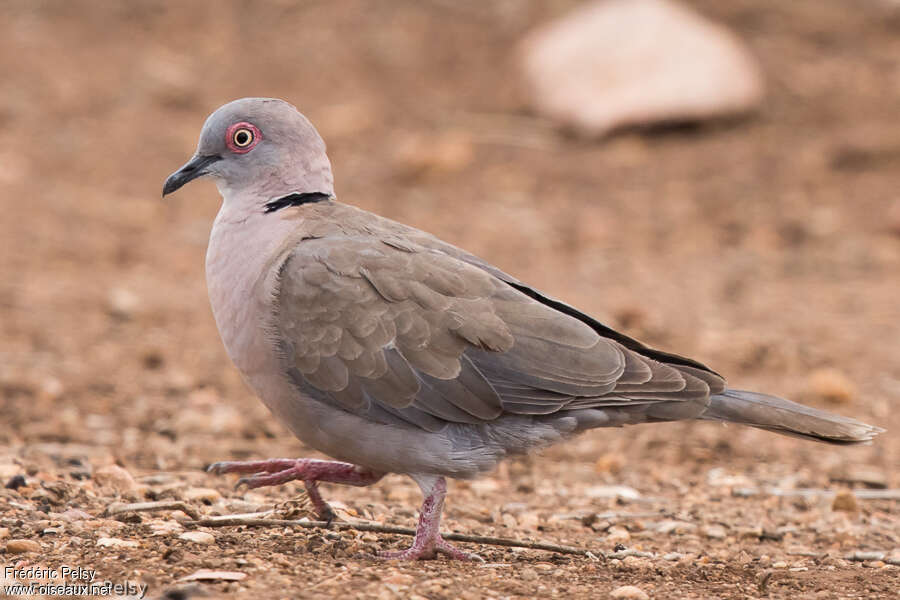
top-left (274, 232), bottom-right (724, 432)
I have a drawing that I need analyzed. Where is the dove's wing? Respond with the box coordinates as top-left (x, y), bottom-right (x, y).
top-left (272, 230), bottom-right (725, 433)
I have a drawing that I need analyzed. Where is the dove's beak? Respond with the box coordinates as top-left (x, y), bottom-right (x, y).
top-left (162, 154), bottom-right (222, 196)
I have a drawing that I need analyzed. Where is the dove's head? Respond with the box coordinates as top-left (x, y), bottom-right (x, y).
top-left (163, 98), bottom-right (334, 203)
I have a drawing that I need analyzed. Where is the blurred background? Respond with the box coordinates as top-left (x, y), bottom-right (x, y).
top-left (1, 0), bottom-right (898, 596)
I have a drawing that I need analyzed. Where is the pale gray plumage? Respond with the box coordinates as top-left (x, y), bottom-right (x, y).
top-left (163, 98), bottom-right (883, 560)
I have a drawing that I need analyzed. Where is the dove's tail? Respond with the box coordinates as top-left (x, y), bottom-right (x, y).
top-left (700, 389), bottom-right (883, 445)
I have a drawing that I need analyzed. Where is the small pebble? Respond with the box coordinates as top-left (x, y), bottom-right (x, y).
top-left (5, 474), bottom-right (27, 490)
top-left (5, 539), bottom-right (41, 554)
top-left (656, 520), bottom-right (695, 535)
top-left (179, 531), bottom-right (216, 545)
top-left (736, 526), bottom-right (762, 539)
top-left (772, 561), bottom-right (788, 569)
top-left (97, 537), bottom-right (138, 548)
top-left (831, 490), bottom-right (859, 513)
top-left (806, 368), bottom-right (856, 404)
top-left (609, 585), bottom-right (649, 600)
top-left (846, 551), bottom-right (885, 561)
top-left (382, 573), bottom-right (414, 586)
top-left (701, 525), bottom-right (726, 539)
top-left (178, 570), bottom-right (247, 583)
top-left (663, 552), bottom-right (683, 561)
top-left (94, 465), bottom-right (137, 495)
top-left (606, 526), bottom-right (631, 544)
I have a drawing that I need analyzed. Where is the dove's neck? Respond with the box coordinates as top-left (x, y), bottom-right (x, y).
top-left (205, 194), bottom-right (300, 377)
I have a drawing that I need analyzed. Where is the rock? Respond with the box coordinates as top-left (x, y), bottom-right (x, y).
top-left (5, 474), bottom-right (26, 490)
top-left (772, 561), bottom-right (788, 569)
top-left (806, 368), bottom-right (856, 405)
top-left (97, 537), bottom-right (139, 548)
top-left (622, 555), bottom-right (651, 570)
top-left (831, 490), bottom-right (859, 513)
top-left (179, 531), bottom-right (215, 545)
top-left (846, 551), bottom-right (885, 562)
top-left (610, 585), bottom-right (650, 600)
top-left (662, 552), bottom-right (683, 561)
top-left (606, 526), bottom-right (631, 544)
top-left (107, 287), bottom-right (140, 319)
top-left (585, 485), bottom-right (641, 500)
top-left (656, 520), bottom-right (696, 535)
top-left (178, 570), bottom-right (246, 583)
top-left (93, 464), bottom-right (137, 495)
top-left (501, 512), bottom-right (518, 529)
top-left (517, 0), bottom-right (763, 137)
top-left (701, 524), bottom-right (727, 539)
top-left (383, 573), bottom-right (414, 586)
top-left (150, 520), bottom-right (183, 536)
top-left (5, 539), bottom-right (41, 554)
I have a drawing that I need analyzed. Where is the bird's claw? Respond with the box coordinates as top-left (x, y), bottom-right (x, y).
top-left (377, 536), bottom-right (483, 562)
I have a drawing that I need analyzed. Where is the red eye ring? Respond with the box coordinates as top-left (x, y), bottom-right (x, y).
top-left (225, 122), bottom-right (262, 154)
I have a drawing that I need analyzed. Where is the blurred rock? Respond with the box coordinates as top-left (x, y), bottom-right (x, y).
top-left (606, 526), bottom-right (631, 544)
top-left (610, 585), bottom-right (650, 600)
top-left (831, 489), bottom-right (859, 513)
top-left (94, 464), bottom-right (137, 496)
top-left (5, 539), bottom-right (40, 554)
top-left (179, 531), bottom-right (215, 545)
top-left (517, 0), bottom-right (763, 137)
top-left (805, 368), bottom-right (856, 405)
top-left (656, 520), bottom-right (696, 534)
top-left (107, 287), bottom-right (140, 320)
top-left (701, 524), bottom-right (727, 539)
top-left (585, 485), bottom-right (641, 500)
top-left (178, 570), bottom-right (246, 583)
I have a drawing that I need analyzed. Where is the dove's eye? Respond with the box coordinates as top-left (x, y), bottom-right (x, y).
top-left (226, 122), bottom-right (261, 153)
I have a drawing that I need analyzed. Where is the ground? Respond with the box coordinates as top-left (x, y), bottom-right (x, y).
top-left (1, 1), bottom-right (899, 598)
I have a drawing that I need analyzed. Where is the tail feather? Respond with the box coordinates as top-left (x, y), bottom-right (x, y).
top-left (701, 389), bottom-right (884, 445)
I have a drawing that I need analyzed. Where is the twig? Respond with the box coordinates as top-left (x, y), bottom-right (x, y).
top-left (607, 549), bottom-right (655, 560)
top-left (845, 551), bottom-right (900, 565)
top-left (181, 516), bottom-right (600, 557)
top-left (732, 488), bottom-right (900, 500)
top-left (106, 500), bottom-right (201, 520)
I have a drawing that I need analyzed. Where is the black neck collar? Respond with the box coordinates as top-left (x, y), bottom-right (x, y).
top-left (264, 192), bottom-right (332, 213)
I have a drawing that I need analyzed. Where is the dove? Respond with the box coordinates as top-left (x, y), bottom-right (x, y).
top-left (163, 98), bottom-right (882, 561)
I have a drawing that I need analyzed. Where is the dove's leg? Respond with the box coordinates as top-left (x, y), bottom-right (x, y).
top-left (207, 458), bottom-right (384, 521)
top-left (379, 475), bottom-right (483, 562)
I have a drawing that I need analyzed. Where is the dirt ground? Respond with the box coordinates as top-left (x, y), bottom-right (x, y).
top-left (1, 1), bottom-right (899, 598)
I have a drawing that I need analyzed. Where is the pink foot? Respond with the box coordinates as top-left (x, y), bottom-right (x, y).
top-left (378, 476), bottom-right (483, 562)
top-left (207, 458), bottom-right (383, 522)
